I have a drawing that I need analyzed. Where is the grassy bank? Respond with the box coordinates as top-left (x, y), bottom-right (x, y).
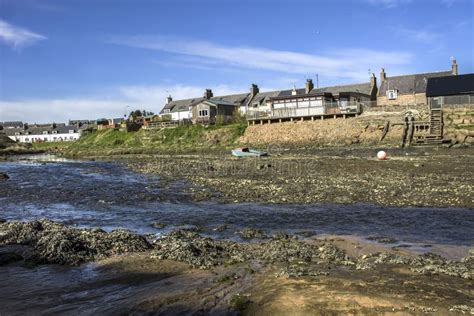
top-left (54, 124), bottom-right (247, 157)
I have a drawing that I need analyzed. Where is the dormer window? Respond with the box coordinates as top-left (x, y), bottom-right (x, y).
top-left (43, 131), bottom-right (48, 135)
top-left (52, 130), bottom-right (58, 134)
top-left (69, 130), bottom-right (75, 134)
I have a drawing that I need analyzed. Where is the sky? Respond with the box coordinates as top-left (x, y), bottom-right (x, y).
top-left (0, 0), bottom-right (473, 123)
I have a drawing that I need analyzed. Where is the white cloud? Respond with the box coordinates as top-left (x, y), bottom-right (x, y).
top-left (364, 0), bottom-right (412, 8)
top-left (106, 35), bottom-right (413, 82)
top-left (0, 84), bottom-right (244, 123)
top-left (0, 19), bottom-right (46, 49)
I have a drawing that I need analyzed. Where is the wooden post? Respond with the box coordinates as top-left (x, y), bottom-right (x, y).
top-left (279, 119), bottom-right (282, 123)
top-left (268, 120), bottom-right (271, 124)
top-left (343, 114), bottom-right (346, 119)
top-left (321, 116), bottom-right (324, 120)
top-left (290, 118), bottom-right (293, 122)
top-left (301, 117), bottom-right (304, 122)
top-left (311, 116), bottom-right (314, 121)
top-left (333, 114), bottom-right (337, 119)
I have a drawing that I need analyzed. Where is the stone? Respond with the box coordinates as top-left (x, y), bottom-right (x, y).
top-left (0, 172), bottom-right (9, 180)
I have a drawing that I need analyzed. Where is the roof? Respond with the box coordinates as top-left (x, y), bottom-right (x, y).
top-left (379, 71), bottom-right (452, 95)
top-left (2, 121), bottom-right (23, 128)
top-left (311, 82), bottom-right (372, 95)
top-left (201, 99), bottom-right (237, 107)
top-left (426, 74), bottom-right (474, 97)
top-left (4, 125), bottom-right (78, 136)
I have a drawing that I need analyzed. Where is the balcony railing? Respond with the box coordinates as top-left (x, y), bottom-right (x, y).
top-left (246, 102), bottom-right (362, 120)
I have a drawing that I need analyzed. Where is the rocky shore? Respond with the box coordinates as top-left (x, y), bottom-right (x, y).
top-left (1, 219), bottom-right (473, 314)
top-left (128, 146), bottom-right (474, 208)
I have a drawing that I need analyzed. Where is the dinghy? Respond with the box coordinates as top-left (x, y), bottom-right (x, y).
top-left (231, 147), bottom-right (268, 157)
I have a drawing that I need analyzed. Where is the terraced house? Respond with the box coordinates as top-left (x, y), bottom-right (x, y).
top-left (377, 60), bottom-right (459, 106)
top-left (159, 74), bottom-right (378, 125)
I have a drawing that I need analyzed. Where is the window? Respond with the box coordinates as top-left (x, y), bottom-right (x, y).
top-left (70, 136), bottom-right (74, 140)
top-left (198, 109), bottom-right (208, 117)
top-left (25, 138), bottom-right (29, 142)
top-left (43, 131), bottom-right (48, 135)
top-left (69, 130), bottom-right (75, 134)
top-left (52, 130), bottom-right (58, 134)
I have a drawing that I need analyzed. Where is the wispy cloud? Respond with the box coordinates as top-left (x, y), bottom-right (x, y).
top-left (392, 26), bottom-right (441, 44)
top-left (107, 35), bottom-right (413, 81)
top-left (0, 19), bottom-right (46, 49)
top-left (0, 84), bottom-right (244, 123)
top-left (364, 0), bottom-right (412, 9)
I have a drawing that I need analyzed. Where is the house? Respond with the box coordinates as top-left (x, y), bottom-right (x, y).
top-left (1, 121), bottom-right (24, 129)
top-left (192, 99), bottom-right (238, 124)
top-left (377, 60), bottom-right (458, 106)
top-left (160, 88), bottom-right (251, 123)
top-left (246, 76), bottom-right (377, 123)
top-left (426, 73), bottom-right (474, 108)
top-left (97, 118), bottom-right (123, 130)
top-left (4, 124), bottom-right (80, 143)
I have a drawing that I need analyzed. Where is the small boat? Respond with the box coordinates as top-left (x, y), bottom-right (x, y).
top-left (231, 147), bottom-right (268, 157)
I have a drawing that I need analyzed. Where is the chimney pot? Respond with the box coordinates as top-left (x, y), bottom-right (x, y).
top-left (166, 94), bottom-right (173, 104)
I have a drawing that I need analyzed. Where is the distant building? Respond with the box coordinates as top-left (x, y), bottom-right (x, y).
top-left (377, 60), bottom-right (458, 106)
top-left (4, 124), bottom-right (80, 143)
top-left (97, 118), bottom-right (123, 130)
top-left (1, 121), bottom-right (24, 129)
top-left (426, 73), bottom-right (474, 108)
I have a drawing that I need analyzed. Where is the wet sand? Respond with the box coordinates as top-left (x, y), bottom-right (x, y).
top-left (1, 239), bottom-right (472, 315)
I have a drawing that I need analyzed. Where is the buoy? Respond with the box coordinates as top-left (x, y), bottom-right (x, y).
top-left (377, 150), bottom-right (387, 160)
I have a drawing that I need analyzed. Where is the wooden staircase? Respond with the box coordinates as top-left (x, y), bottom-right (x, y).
top-left (412, 108), bottom-right (444, 145)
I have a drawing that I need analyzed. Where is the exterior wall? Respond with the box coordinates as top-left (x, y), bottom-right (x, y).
top-left (377, 93), bottom-right (427, 106)
top-left (9, 132), bottom-right (80, 143)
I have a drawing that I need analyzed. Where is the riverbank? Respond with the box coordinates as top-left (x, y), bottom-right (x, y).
top-left (127, 146), bottom-right (474, 208)
top-left (0, 219), bottom-right (473, 314)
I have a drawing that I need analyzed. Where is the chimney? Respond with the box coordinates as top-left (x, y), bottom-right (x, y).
top-left (451, 59), bottom-right (458, 75)
top-left (370, 73), bottom-right (377, 88)
top-left (204, 89), bottom-right (213, 99)
top-left (380, 68), bottom-right (386, 82)
top-left (250, 84), bottom-right (259, 97)
top-left (166, 94), bottom-right (173, 104)
top-left (305, 79), bottom-right (314, 94)
top-left (291, 85), bottom-right (297, 96)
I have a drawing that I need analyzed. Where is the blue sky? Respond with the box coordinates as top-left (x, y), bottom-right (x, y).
top-left (0, 0), bottom-right (473, 123)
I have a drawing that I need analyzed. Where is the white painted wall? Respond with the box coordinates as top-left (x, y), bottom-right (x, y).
top-left (170, 110), bottom-right (192, 121)
top-left (8, 132), bottom-right (80, 143)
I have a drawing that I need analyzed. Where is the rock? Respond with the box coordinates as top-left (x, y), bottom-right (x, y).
top-left (0, 172), bottom-right (9, 180)
top-left (151, 222), bottom-right (167, 229)
top-left (448, 305), bottom-right (474, 314)
top-left (238, 228), bottom-right (267, 240)
top-left (0, 218), bottom-right (6, 224)
top-left (213, 224), bottom-right (227, 232)
top-left (367, 236), bottom-right (398, 244)
top-left (0, 219), bottom-right (151, 265)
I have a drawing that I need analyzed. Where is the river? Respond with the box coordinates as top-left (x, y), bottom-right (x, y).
top-left (1, 154), bottom-right (473, 252)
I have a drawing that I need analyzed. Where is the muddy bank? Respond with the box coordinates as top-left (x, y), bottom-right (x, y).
top-left (128, 146), bottom-right (474, 208)
top-left (0, 219), bottom-right (473, 314)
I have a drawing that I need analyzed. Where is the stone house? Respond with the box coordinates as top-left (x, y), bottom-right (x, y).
top-left (377, 60), bottom-right (458, 106)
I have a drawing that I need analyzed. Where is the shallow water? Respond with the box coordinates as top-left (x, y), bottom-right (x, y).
top-left (0, 155), bottom-right (473, 249)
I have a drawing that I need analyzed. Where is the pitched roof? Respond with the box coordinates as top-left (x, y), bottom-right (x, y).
top-left (379, 71), bottom-right (452, 96)
top-left (2, 121), bottom-right (23, 128)
top-left (311, 82), bottom-right (372, 95)
top-left (426, 73), bottom-right (474, 97)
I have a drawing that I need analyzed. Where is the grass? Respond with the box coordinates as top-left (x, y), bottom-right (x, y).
top-left (63, 123), bottom-right (248, 157)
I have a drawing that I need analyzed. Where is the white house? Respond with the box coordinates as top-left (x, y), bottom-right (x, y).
top-left (5, 125), bottom-right (80, 143)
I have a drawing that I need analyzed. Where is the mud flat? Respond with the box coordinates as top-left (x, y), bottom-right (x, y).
top-left (0, 219), bottom-right (473, 314)
top-left (128, 146), bottom-right (474, 208)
